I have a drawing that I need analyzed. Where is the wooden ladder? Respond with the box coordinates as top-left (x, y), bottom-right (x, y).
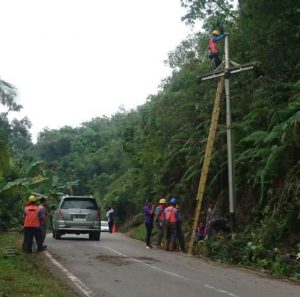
top-left (187, 78), bottom-right (224, 254)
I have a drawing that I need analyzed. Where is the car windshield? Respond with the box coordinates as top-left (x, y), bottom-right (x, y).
top-left (101, 221), bottom-right (108, 225)
top-left (61, 198), bottom-right (98, 210)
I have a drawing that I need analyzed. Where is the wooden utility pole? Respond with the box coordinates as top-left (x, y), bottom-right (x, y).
top-left (188, 33), bottom-right (260, 254)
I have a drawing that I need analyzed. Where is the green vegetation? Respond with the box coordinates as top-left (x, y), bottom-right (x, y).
top-left (0, 232), bottom-right (74, 297)
top-left (201, 233), bottom-right (300, 280)
top-left (0, 0), bottom-right (299, 280)
top-left (127, 224), bottom-right (148, 242)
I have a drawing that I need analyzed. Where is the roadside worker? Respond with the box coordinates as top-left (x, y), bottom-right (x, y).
top-left (143, 199), bottom-right (154, 249)
top-left (175, 203), bottom-right (185, 252)
top-left (106, 206), bottom-right (114, 233)
top-left (163, 198), bottom-right (178, 251)
top-left (208, 29), bottom-right (226, 69)
top-left (195, 222), bottom-right (206, 241)
top-left (38, 197), bottom-right (48, 248)
top-left (155, 198), bottom-right (167, 248)
top-left (23, 195), bottom-right (46, 253)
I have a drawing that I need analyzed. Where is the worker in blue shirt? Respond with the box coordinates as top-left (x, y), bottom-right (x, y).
top-left (208, 30), bottom-right (226, 69)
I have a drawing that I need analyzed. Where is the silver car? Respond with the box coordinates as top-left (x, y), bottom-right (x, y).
top-left (101, 220), bottom-right (109, 232)
top-left (52, 195), bottom-right (101, 240)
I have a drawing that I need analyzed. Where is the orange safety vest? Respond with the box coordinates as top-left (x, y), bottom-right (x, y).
top-left (24, 205), bottom-right (40, 227)
top-left (208, 37), bottom-right (218, 54)
top-left (164, 206), bottom-right (177, 223)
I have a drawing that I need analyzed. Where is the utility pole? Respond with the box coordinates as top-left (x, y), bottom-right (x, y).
top-left (224, 34), bottom-right (236, 227)
top-left (188, 33), bottom-right (261, 254)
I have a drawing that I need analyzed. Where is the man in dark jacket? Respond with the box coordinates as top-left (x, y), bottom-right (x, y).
top-left (176, 203), bottom-right (185, 252)
top-left (143, 200), bottom-right (154, 249)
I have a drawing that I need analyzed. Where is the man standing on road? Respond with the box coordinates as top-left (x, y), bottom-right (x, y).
top-left (23, 195), bottom-right (46, 253)
top-left (155, 198), bottom-right (167, 248)
top-left (163, 198), bottom-right (178, 251)
top-left (143, 199), bottom-right (154, 249)
top-left (106, 206), bottom-right (114, 233)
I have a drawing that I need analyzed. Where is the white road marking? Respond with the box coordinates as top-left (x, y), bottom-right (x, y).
top-left (44, 251), bottom-right (96, 297)
top-left (100, 244), bottom-right (240, 297)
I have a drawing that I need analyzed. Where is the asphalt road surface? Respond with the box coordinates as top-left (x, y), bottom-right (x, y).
top-left (44, 232), bottom-right (299, 297)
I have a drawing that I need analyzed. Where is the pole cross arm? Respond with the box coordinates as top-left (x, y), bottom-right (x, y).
top-left (197, 62), bottom-right (262, 83)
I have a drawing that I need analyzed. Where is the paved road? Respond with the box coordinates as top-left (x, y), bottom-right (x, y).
top-left (45, 232), bottom-right (299, 297)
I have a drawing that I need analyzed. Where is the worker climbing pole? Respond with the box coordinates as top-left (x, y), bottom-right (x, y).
top-left (188, 32), bottom-right (262, 255)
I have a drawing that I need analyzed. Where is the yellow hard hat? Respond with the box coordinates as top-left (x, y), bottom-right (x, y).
top-left (212, 30), bottom-right (221, 36)
top-left (159, 198), bottom-right (166, 204)
top-left (28, 195), bottom-right (37, 202)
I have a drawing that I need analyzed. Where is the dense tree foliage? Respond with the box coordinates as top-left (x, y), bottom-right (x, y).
top-left (0, 80), bottom-right (37, 228)
top-left (1, 0), bottom-right (299, 278)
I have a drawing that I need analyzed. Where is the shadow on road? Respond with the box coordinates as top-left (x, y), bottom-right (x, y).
top-left (57, 237), bottom-right (90, 241)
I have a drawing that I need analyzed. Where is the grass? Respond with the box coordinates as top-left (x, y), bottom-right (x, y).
top-left (126, 223), bottom-right (159, 246)
top-left (0, 232), bottom-right (75, 297)
top-left (127, 223), bottom-right (147, 241)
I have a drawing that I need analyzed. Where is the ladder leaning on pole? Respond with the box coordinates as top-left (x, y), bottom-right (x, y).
top-left (187, 77), bottom-right (224, 255)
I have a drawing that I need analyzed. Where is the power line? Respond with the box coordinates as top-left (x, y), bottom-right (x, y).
top-left (259, 76), bottom-right (300, 88)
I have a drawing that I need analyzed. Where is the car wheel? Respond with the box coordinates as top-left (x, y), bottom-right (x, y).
top-left (89, 232), bottom-right (100, 241)
top-left (94, 232), bottom-right (100, 241)
top-left (54, 230), bottom-right (61, 240)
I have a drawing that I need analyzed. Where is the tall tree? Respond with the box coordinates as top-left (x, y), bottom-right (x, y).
top-left (0, 79), bottom-right (20, 176)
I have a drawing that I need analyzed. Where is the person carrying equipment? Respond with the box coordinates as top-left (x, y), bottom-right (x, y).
top-left (23, 195), bottom-right (46, 253)
top-left (163, 198), bottom-right (179, 251)
top-left (208, 29), bottom-right (226, 69)
top-left (155, 198), bottom-right (167, 248)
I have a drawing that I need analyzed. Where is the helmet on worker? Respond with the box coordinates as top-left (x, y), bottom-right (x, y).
top-left (28, 194), bottom-right (37, 202)
top-left (212, 29), bottom-right (221, 36)
top-left (170, 198), bottom-right (177, 205)
top-left (159, 198), bottom-right (166, 204)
